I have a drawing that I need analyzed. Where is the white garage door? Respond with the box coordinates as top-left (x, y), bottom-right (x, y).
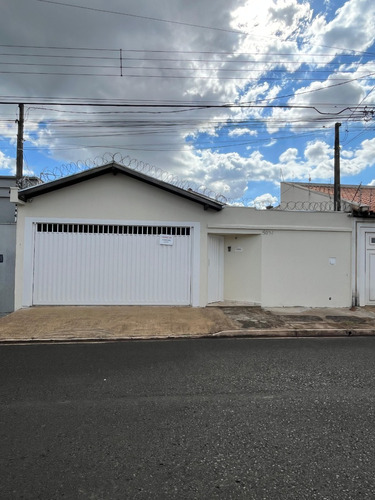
top-left (32, 222), bottom-right (192, 305)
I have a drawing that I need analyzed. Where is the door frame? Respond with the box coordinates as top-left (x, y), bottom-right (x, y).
top-left (355, 222), bottom-right (375, 305)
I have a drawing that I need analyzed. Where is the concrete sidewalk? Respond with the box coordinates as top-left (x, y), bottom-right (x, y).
top-left (0, 305), bottom-right (375, 343)
top-left (218, 305), bottom-right (375, 338)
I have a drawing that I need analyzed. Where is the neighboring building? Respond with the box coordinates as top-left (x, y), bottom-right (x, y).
top-left (11, 162), bottom-right (354, 310)
top-left (281, 182), bottom-right (375, 306)
top-left (280, 182), bottom-right (375, 213)
top-left (0, 176), bottom-right (16, 314)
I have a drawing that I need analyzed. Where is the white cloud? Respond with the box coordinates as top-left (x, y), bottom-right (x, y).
top-left (280, 148), bottom-right (299, 162)
top-left (341, 150), bottom-right (355, 159)
top-left (0, 151), bottom-right (15, 173)
top-left (306, 0), bottom-right (375, 55)
top-left (266, 62), bottom-right (375, 133)
top-left (344, 137), bottom-right (375, 175)
top-left (228, 128), bottom-right (258, 137)
top-left (1, 0), bottom-right (374, 201)
top-left (250, 193), bottom-right (278, 208)
top-left (231, 0), bottom-right (312, 42)
top-left (304, 141), bottom-right (332, 162)
top-left (176, 135), bottom-right (375, 199)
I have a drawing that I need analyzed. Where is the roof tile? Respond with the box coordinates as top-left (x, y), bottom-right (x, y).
top-left (301, 184), bottom-right (375, 212)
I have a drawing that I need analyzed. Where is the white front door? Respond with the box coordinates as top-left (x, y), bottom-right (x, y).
top-left (207, 235), bottom-right (224, 303)
top-left (365, 232), bottom-right (375, 304)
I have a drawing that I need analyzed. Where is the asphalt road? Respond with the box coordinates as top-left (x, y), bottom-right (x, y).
top-left (1, 338), bottom-right (375, 500)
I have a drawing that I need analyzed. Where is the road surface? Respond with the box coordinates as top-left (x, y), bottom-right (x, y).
top-left (1, 337), bottom-right (375, 499)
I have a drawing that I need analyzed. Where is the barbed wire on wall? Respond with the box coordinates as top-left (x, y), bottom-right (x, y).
top-left (19, 152), bottom-right (356, 212)
top-left (38, 152), bottom-right (229, 203)
top-left (228, 199), bottom-right (354, 211)
top-left (16, 176), bottom-right (43, 189)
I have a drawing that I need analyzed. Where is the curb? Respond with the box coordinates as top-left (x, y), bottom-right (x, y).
top-left (213, 328), bottom-right (375, 338)
top-left (1, 328), bottom-right (375, 344)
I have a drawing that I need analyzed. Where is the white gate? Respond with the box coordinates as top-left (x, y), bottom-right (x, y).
top-left (207, 235), bottom-right (224, 303)
top-left (32, 222), bottom-right (192, 305)
top-left (365, 232), bottom-right (375, 304)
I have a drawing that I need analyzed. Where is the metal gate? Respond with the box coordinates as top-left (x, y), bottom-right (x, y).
top-left (32, 222), bottom-right (192, 305)
top-left (365, 232), bottom-right (375, 304)
top-left (207, 235), bottom-right (224, 303)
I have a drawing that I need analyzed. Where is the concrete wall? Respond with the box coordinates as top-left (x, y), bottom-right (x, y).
top-left (0, 177), bottom-right (16, 224)
top-left (0, 224), bottom-right (16, 313)
top-left (281, 182), bottom-right (332, 206)
top-left (14, 173), bottom-right (354, 309)
top-left (261, 229), bottom-right (352, 307)
top-left (0, 177), bottom-right (16, 313)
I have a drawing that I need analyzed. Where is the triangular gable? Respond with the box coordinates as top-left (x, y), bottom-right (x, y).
top-left (17, 162), bottom-right (224, 211)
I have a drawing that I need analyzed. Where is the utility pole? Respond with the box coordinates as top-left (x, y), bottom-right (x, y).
top-left (16, 103), bottom-right (24, 181)
top-left (334, 122), bottom-right (341, 211)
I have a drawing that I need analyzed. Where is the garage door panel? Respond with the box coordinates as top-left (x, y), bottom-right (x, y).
top-left (34, 232), bottom-right (105, 304)
top-left (32, 223), bottom-right (192, 305)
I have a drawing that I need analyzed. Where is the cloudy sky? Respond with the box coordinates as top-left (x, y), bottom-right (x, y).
top-left (1, 0), bottom-right (375, 205)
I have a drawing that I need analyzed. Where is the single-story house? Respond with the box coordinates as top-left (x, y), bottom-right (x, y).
top-left (281, 182), bottom-right (375, 307)
top-left (10, 162), bottom-right (357, 310)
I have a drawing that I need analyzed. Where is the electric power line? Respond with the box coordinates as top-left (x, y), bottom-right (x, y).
top-left (32, 1), bottom-right (375, 58)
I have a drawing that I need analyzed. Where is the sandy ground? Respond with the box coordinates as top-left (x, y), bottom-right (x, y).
top-left (0, 305), bottom-right (239, 341)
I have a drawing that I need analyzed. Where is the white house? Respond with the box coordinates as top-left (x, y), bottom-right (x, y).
top-left (11, 163), bottom-right (355, 310)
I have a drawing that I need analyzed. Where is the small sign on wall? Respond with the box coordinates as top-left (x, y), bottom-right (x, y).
top-left (160, 235), bottom-right (174, 246)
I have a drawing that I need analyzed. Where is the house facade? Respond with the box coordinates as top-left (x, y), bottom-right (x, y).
top-left (281, 182), bottom-right (375, 306)
top-left (11, 163), bottom-right (353, 310)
